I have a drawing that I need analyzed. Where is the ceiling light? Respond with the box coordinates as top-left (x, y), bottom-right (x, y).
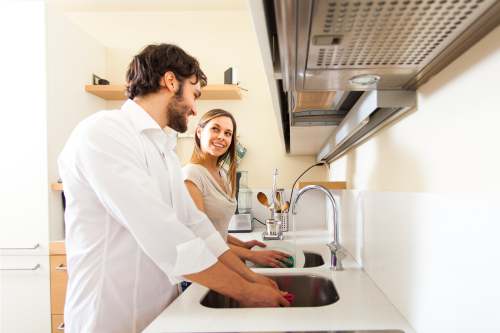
top-left (349, 74), bottom-right (381, 87)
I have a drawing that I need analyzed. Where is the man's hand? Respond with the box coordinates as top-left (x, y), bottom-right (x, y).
top-left (243, 239), bottom-right (267, 249)
top-left (249, 271), bottom-right (279, 290)
top-left (249, 250), bottom-right (291, 268)
top-left (238, 283), bottom-right (290, 307)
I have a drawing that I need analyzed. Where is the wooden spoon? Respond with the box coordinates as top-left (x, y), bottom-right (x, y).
top-left (257, 192), bottom-right (270, 208)
top-left (275, 191), bottom-right (282, 211)
top-left (282, 201), bottom-right (290, 212)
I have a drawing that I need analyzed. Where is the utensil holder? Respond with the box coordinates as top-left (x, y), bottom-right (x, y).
top-left (274, 212), bottom-right (289, 232)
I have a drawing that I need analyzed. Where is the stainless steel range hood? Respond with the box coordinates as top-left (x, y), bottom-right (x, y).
top-left (249, 0), bottom-right (500, 161)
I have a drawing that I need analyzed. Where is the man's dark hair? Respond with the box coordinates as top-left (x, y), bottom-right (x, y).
top-left (126, 44), bottom-right (207, 99)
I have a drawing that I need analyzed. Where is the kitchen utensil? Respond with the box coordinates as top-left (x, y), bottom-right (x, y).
top-left (257, 191), bottom-right (270, 208)
top-left (271, 168), bottom-right (278, 209)
top-left (282, 201), bottom-right (290, 212)
top-left (274, 189), bottom-right (288, 232)
top-left (275, 191), bottom-right (282, 211)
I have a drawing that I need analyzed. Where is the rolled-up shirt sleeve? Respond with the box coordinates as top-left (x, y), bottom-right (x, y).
top-left (75, 118), bottom-right (224, 283)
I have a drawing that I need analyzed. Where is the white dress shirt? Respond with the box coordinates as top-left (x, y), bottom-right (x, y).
top-left (58, 99), bottom-right (229, 333)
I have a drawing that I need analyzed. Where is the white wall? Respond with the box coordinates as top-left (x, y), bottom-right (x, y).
top-left (66, 9), bottom-right (327, 189)
top-left (332, 26), bottom-right (500, 333)
top-left (46, 2), bottom-right (106, 240)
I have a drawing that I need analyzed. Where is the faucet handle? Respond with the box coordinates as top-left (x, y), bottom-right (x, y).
top-left (327, 242), bottom-right (346, 256)
top-left (327, 241), bottom-right (339, 253)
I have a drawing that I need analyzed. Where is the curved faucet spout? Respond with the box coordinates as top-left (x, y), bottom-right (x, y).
top-left (291, 184), bottom-right (343, 271)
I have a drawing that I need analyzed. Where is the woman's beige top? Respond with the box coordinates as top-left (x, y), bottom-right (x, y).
top-left (182, 163), bottom-right (237, 241)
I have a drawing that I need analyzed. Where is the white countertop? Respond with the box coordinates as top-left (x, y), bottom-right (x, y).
top-left (144, 227), bottom-right (415, 333)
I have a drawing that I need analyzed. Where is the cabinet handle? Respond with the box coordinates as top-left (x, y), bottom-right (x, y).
top-left (0, 264), bottom-right (40, 271)
top-left (0, 243), bottom-right (39, 250)
top-left (55, 263), bottom-right (67, 271)
top-left (57, 322), bottom-right (65, 330)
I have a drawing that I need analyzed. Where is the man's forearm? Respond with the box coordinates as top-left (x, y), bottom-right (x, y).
top-left (184, 260), bottom-right (250, 300)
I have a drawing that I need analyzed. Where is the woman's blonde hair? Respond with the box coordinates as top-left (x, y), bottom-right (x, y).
top-left (190, 109), bottom-right (237, 198)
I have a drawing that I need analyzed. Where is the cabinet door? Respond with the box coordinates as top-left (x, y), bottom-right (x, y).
top-left (0, 255), bottom-right (51, 333)
top-left (0, 0), bottom-right (48, 255)
top-left (50, 255), bottom-right (67, 314)
top-left (51, 314), bottom-right (65, 333)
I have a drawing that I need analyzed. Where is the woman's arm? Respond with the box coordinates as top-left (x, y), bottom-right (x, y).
top-left (229, 243), bottom-right (291, 268)
top-left (184, 179), bottom-right (280, 286)
top-left (227, 234), bottom-right (268, 249)
top-left (184, 180), bottom-right (206, 212)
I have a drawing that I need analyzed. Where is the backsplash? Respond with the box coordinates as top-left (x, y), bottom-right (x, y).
top-left (338, 190), bottom-right (500, 333)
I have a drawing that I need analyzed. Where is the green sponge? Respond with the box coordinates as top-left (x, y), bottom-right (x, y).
top-left (279, 256), bottom-right (294, 268)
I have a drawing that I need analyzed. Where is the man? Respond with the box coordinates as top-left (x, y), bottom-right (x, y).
top-left (58, 44), bottom-right (289, 333)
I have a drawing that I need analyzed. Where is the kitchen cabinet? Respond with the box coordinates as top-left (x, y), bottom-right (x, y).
top-left (0, 256), bottom-right (51, 333)
top-left (51, 315), bottom-right (65, 333)
top-left (0, 0), bottom-right (49, 256)
top-left (49, 242), bottom-right (67, 332)
top-left (0, 2), bottom-right (51, 332)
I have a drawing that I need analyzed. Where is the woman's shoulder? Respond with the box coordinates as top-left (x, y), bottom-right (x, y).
top-left (182, 163), bottom-right (209, 178)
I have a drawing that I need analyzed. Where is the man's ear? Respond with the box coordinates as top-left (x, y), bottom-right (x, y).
top-left (162, 71), bottom-right (178, 93)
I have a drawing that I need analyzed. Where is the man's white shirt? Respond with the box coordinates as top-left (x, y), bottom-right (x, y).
top-left (58, 99), bottom-right (228, 333)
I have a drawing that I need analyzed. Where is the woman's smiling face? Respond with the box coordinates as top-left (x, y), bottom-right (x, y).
top-left (197, 116), bottom-right (234, 158)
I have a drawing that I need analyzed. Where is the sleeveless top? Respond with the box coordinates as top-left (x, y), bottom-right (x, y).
top-left (182, 163), bottom-right (237, 240)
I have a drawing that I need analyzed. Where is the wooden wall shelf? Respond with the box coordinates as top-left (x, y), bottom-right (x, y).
top-left (85, 84), bottom-right (242, 100)
top-left (297, 181), bottom-right (347, 190)
top-left (51, 183), bottom-right (63, 191)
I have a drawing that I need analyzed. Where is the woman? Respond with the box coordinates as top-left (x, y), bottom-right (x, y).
top-left (183, 109), bottom-right (290, 268)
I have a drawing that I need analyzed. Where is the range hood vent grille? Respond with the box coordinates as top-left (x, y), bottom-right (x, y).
top-left (309, 0), bottom-right (494, 70)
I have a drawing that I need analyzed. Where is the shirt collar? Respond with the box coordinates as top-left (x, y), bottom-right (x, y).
top-left (122, 99), bottom-right (178, 151)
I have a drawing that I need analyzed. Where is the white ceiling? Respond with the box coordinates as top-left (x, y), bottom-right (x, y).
top-left (49, 0), bottom-right (247, 12)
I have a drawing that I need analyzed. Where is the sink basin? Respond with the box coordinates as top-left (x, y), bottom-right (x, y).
top-left (303, 252), bottom-right (324, 268)
top-left (200, 274), bottom-right (339, 308)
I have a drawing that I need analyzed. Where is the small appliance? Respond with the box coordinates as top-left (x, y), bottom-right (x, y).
top-left (228, 171), bottom-right (252, 233)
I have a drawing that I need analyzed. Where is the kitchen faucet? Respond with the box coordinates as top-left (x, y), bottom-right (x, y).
top-left (291, 185), bottom-right (344, 271)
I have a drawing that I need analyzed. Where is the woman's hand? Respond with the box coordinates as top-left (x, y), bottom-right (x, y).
top-left (248, 250), bottom-right (292, 268)
top-left (243, 239), bottom-right (267, 249)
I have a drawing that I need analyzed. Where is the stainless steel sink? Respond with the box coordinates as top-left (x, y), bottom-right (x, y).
top-left (200, 274), bottom-right (339, 308)
top-left (247, 252), bottom-right (324, 269)
top-left (303, 252), bottom-right (324, 268)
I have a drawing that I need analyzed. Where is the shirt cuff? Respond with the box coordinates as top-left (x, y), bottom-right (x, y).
top-left (170, 237), bottom-right (218, 284)
top-left (204, 231), bottom-right (230, 258)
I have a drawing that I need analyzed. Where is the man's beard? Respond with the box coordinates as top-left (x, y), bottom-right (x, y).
top-left (166, 95), bottom-right (190, 133)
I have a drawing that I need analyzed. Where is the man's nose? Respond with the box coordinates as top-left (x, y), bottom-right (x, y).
top-left (191, 104), bottom-right (197, 117)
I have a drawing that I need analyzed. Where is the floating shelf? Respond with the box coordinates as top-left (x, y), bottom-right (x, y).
top-left (297, 181), bottom-right (347, 190)
top-left (85, 84), bottom-right (242, 100)
top-left (51, 183), bottom-right (63, 191)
